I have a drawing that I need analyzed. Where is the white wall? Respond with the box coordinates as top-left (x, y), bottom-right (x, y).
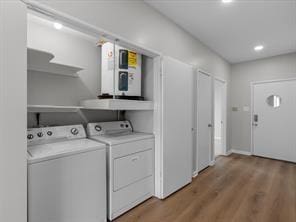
top-left (0, 1), bottom-right (27, 222)
top-left (125, 56), bottom-right (154, 133)
top-left (230, 52), bottom-right (296, 152)
top-left (27, 14), bottom-right (118, 127)
top-left (27, 15), bottom-right (100, 106)
top-left (40, 0), bottom-right (230, 77)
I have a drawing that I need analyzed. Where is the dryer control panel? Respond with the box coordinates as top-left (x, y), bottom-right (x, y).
top-left (87, 121), bottom-right (132, 136)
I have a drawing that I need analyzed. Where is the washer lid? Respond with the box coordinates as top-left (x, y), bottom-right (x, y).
top-left (28, 139), bottom-right (105, 164)
top-left (90, 132), bottom-right (154, 145)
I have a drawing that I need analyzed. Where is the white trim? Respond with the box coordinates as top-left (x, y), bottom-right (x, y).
top-left (250, 77), bottom-right (296, 156)
top-left (251, 77), bottom-right (296, 85)
top-left (225, 149), bottom-right (232, 156)
top-left (209, 159), bottom-right (216, 166)
top-left (198, 68), bottom-right (212, 77)
top-left (231, 149), bottom-right (251, 156)
top-left (214, 76), bottom-right (227, 83)
top-left (194, 69), bottom-right (199, 173)
top-left (192, 171), bottom-right (198, 178)
top-left (153, 56), bottom-right (163, 199)
top-left (194, 69), bottom-right (200, 173)
top-left (222, 80), bottom-right (228, 156)
top-left (250, 82), bottom-right (254, 155)
top-left (210, 73), bottom-right (215, 162)
top-left (214, 78), bottom-right (227, 156)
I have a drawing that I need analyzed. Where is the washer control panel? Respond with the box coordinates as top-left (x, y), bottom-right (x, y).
top-left (87, 121), bottom-right (132, 136)
top-left (27, 125), bottom-right (86, 145)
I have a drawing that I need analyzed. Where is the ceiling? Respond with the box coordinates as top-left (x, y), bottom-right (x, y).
top-left (145, 0), bottom-right (296, 64)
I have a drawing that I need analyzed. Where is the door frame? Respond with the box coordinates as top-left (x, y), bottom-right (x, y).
top-left (214, 77), bottom-right (227, 157)
top-left (195, 69), bottom-right (214, 174)
top-left (250, 77), bottom-right (296, 155)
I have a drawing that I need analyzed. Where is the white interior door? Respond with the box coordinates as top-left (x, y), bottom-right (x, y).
top-left (253, 80), bottom-right (296, 163)
top-left (197, 71), bottom-right (212, 172)
top-left (161, 57), bottom-right (193, 198)
top-left (214, 79), bottom-right (226, 157)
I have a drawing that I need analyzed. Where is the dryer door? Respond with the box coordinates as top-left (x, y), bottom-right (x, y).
top-left (113, 149), bottom-right (153, 191)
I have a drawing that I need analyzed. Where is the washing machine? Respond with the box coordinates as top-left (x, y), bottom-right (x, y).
top-left (27, 124), bottom-right (107, 222)
top-left (86, 121), bottom-right (154, 220)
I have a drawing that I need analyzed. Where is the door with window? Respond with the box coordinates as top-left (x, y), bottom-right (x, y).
top-left (253, 80), bottom-right (296, 162)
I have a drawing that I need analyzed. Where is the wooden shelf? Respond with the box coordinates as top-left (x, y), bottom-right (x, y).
top-left (28, 105), bottom-right (83, 113)
top-left (27, 48), bottom-right (83, 77)
top-left (80, 99), bottom-right (154, 111)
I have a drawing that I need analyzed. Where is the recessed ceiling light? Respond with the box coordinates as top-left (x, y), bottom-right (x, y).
top-left (254, 45), bottom-right (264, 51)
top-left (53, 22), bottom-right (63, 30)
top-left (222, 0), bottom-right (233, 3)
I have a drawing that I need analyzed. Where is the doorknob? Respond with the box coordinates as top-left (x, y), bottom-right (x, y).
top-left (253, 114), bottom-right (258, 127)
top-left (208, 124), bottom-right (212, 127)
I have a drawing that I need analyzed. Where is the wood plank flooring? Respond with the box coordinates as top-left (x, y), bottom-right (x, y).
top-left (115, 154), bottom-right (296, 222)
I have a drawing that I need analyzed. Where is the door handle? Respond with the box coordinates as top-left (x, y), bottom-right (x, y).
top-left (131, 156), bottom-right (139, 162)
top-left (254, 114), bottom-right (258, 122)
top-left (208, 124), bottom-right (212, 127)
top-left (253, 114), bottom-right (259, 126)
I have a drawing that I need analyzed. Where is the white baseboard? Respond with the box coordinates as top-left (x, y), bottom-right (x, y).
top-left (224, 150), bottom-right (232, 156)
top-left (231, 149), bottom-right (251, 156)
top-left (209, 159), bottom-right (215, 166)
top-left (192, 171), bottom-right (198, 178)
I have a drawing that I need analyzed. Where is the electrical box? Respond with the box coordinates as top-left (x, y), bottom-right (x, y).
top-left (101, 42), bottom-right (142, 99)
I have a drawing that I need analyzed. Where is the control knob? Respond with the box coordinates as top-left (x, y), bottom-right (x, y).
top-left (71, 128), bottom-right (79, 135)
top-left (37, 132), bottom-right (43, 138)
top-left (47, 131), bottom-right (53, 136)
top-left (95, 125), bottom-right (102, 132)
top-left (27, 134), bottom-right (34, 140)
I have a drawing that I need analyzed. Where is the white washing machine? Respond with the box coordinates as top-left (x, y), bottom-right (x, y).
top-left (27, 124), bottom-right (107, 222)
top-left (86, 121), bottom-right (154, 220)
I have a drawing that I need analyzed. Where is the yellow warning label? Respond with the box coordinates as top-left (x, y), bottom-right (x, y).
top-left (128, 51), bottom-right (137, 68)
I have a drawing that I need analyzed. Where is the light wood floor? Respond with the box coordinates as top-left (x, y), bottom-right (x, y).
top-left (115, 154), bottom-right (296, 222)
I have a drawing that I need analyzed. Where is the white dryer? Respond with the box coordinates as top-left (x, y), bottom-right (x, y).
top-left (27, 124), bottom-right (107, 222)
top-left (87, 121), bottom-right (154, 220)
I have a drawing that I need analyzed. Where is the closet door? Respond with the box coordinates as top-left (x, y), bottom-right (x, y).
top-left (161, 57), bottom-right (194, 198)
top-left (197, 71), bottom-right (212, 171)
